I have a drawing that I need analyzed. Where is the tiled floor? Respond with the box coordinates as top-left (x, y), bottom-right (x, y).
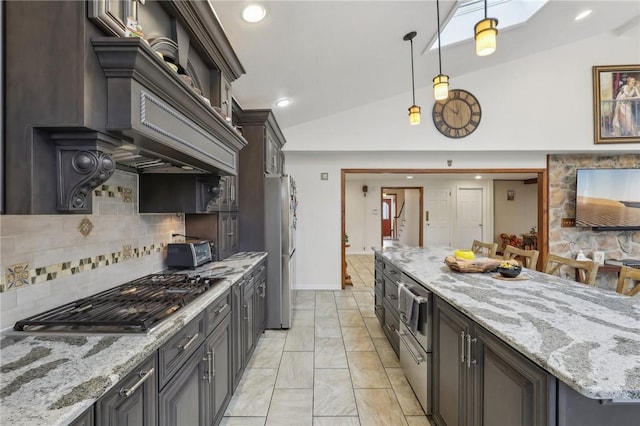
top-left (222, 255), bottom-right (432, 425)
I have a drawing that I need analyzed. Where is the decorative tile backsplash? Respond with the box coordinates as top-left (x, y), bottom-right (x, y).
top-left (3, 243), bottom-right (162, 289)
top-left (0, 170), bottom-right (186, 330)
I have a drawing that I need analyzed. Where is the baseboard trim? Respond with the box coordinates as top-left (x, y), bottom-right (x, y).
top-left (293, 283), bottom-right (341, 291)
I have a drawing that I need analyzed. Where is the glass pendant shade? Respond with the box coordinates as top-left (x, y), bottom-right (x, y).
top-left (475, 18), bottom-right (498, 56)
top-left (433, 74), bottom-right (449, 101)
top-left (408, 105), bottom-right (421, 125)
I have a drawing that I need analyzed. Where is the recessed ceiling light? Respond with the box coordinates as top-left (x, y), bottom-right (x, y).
top-left (120, 144), bottom-right (138, 151)
top-left (181, 165), bottom-right (194, 170)
top-left (406, 176), bottom-right (414, 179)
top-left (275, 98), bottom-right (291, 108)
top-left (475, 175), bottom-right (482, 179)
top-left (242, 4), bottom-right (266, 23)
top-left (575, 10), bottom-right (592, 21)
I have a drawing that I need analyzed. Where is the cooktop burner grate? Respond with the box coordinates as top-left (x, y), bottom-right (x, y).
top-left (14, 274), bottom-right (222, 333)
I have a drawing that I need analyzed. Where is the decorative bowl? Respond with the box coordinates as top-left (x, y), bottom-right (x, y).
top-left (496, 264), bottom-right (522, 278)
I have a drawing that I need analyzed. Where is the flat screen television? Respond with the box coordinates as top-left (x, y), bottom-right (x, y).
top-left (575, 168), bottom-right (640, 230)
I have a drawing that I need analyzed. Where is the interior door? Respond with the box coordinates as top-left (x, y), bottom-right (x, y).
top-left (456, 188), bottom-right (484, 249)
top-left (425, 188), bottom-right (451, 247)
top-left (382, 199), bottom-right (392, 237)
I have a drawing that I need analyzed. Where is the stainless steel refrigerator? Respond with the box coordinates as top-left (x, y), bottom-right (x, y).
top-left (264, 175), bottom-right (297, 329)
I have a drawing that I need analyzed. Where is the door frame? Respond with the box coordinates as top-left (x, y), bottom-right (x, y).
top-left (340, 168), bottom-right (548, 289)
top-left (381, 193), bottom-right (396, 239)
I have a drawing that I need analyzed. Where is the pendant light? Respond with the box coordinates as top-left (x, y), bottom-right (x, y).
top-left (404, 31), bottom-right (420, 125)
top-left (433, 0), bottom-right (449, 101)
top-left (475, 0), bottom-right (499, 56)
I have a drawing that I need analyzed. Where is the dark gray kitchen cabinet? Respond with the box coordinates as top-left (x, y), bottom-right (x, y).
top-left (96, 356), bottom-right (157, 426)
top-left (158, 309), bottom-right (232, 426)
top-left (231, 279), bottom-right (244, 391)
top-left (158, 342), bottom-right (208, 426)
top-left (185, 212), bottom-right (237, 261)
top-left (254, 262), bottom-right (267, 337)
top-left (217, 211), bottom-right (239, 261)
top-left (206, 175), bottom-right (238, 212)
top-left (374, 254), bottom-right (384, 326)
top-left (432, 296), bottom-right (554, 426)
top-left (207, 313), bottom-right (233, 426)
top-left (69, 406), bottom-right (94, 426)
top-left (243, 276), bottom-right (257, 363)
top-left (381, 259), bottom-right (400, 355)
top-left (235, 108), bottom-right (287, 252)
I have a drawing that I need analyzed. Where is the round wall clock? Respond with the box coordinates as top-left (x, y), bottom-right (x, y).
top-left (432, 89), bottom-right (481, 138)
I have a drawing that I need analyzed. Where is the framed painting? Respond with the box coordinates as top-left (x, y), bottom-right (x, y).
top-left (592, 65), bottom-right (640, 144)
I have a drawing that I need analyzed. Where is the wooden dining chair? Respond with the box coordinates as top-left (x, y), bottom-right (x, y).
top-left (471, 240), bottom-right (498, 258)
top-left (616, 266), bottom-right (640, 296)
top-left (544, 254), bottom-right (599, 286)
top-left (503, 245), bottom-right (540, 270)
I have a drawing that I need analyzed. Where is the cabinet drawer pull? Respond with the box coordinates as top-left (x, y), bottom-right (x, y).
top-left (259, 266), bottom-right (265, 272)
top-left (179, 333), bottom-right (200, 352)
top-left (386, 294), bottom-right (397, 301)
top-left (119, 368), bottom-right (154, 398)
top-left (213, 303), bottom-right (229, 315)
top-left (466, 334), bottom-right (477, 368)
top-left (460, 331), bottom-right (466, 364)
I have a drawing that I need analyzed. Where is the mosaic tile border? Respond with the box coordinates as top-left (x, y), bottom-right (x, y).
top-left (93, 185), bottom-right (134, 202)
top-left (1, 243), bottom-right (163, 292)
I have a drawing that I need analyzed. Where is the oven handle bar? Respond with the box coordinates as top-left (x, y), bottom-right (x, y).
top-left (396, 329), bottom-right (424, 364)
top-left (120, 367), bottom-right (155, 398)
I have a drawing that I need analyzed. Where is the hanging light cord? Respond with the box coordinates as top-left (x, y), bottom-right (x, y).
top-left (410, 37), bottom-right (416, 105)
top-left (484, 0), bottom-right (488, 19)
top-left (436, 0), bottom-right (443, 75)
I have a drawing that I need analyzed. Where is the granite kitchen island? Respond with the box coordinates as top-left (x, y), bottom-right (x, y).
top-left (375, 246), bottom-right (640, 426)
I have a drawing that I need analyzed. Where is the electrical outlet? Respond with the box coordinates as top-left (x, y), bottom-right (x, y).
top-left (561, 218), bottom-right (575, 227)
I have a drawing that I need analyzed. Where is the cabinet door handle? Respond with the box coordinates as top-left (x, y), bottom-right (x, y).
top-left (460, 331), bottom-right (466, 364)
top-left (210, 349), bottom-right (216, 379)
top-left (179, 333), bottom-right (199, 352)
top-left (466, 334), bottom-right (477, 368)
top-left (243, 304), bottom-right (248, 320)
top-left (119, 368), bottom-right (154, 398)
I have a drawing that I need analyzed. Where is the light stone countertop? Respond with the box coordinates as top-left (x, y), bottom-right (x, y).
top-left (0, 251), bottom-right (267, 426)
top-left (375, 246), bottom-right (640, 401)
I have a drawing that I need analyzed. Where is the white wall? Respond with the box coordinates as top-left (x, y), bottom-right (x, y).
top-left (283, 31), bottom-right (639, 290)
top-left (493, 181), bottom-right (538, 244)
top-left (399, 189), bottom-right (420, 246)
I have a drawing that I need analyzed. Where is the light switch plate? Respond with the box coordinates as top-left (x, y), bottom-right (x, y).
top-left (561, 218), bottom-right (576, 227)
top-left (320, 172), bottom-right (328, 180)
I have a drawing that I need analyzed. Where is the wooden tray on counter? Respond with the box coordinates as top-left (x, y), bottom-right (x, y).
top-left (444, 256), bottom-right (518, 273)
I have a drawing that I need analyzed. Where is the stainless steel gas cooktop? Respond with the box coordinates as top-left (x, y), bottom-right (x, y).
top-left (14, 274), bottom-right (222, 333)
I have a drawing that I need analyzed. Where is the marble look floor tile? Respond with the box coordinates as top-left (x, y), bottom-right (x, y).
top-left (294, 291), bottom-right (316, 310)
top-left (284, 326), bottom-right (315, 351)
top-left (359, 305), bottom-right (376, 318)
top-left (353, 292), bottom-right (374, 305)
top-left (346, 351), bottom-right (391, 388)
top-left (315, 303), bottom-right (338, 319)
top-left (262, 329), bottom-right (288, 339)
top-left (293, 309), bottom-right (316, 327)
top-left (315, 291), bottom-right (335, 305)
top-left (246, 336), bottom-right (285, 369)
top-left (313, 368), bottom-right (357, 416)
top-left (363, 317), bottom-right (386, 339)
top-left (353, 388), bottom-right (408, 426)
top-left (220, 417), bottom-right (266, 425)
top-left (406, 416), bottom-right (433, 425)
top-left (275, 351), bottom-right (314, 388)
top-left (338, 310), bottom-right (364, 327)
top-left (225, 369), bottom-right (278, 416)
top-left (315, 319), bottom-right (342, 339)
top-left (372, 337), bottom-right (400, 368)
top-left (341, 326), bottom-right (375, 352)
top-left (266, 388), bottom-right (313, 426)
top-left (315, 337), bottom-right (348, 368)
top-left (335, 296), bottom-right (359, 310)
top-left (313, 416), bottom-right (360, 426)
top-left (386, 367), bottom-right (426, 415)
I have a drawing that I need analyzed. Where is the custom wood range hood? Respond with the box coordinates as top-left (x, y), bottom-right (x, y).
top-left (3, 0), bottom-right (246, 214)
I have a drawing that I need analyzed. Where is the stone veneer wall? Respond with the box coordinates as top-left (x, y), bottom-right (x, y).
top-left (0, 170), bottom-right (185, 330)
top-left (548, 154), bottom-right (640, 289)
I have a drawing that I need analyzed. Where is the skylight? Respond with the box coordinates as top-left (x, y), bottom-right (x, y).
top-left (430, 0), bottom-right (548, 50)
